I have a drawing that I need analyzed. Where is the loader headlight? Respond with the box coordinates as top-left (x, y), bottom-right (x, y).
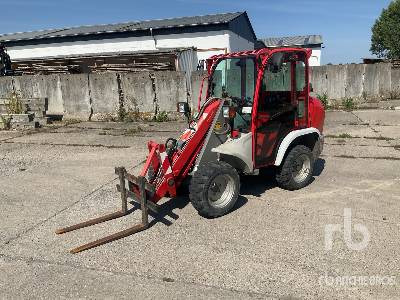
top-left (223, 106), bottom-right (229, 118)
top-left (177, 102), bottom-right (189, 114)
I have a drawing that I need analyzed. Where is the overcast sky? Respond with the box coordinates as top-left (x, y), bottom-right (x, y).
top-left (0, 0), bottom-right (393, 64)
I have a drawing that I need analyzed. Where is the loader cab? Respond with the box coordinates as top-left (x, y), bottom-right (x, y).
top-left (207, 49), bottom-right (311, 169)
top-left (253, 49), bottom-right (310, 167)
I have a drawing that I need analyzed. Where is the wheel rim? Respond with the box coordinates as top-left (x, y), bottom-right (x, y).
top-left (207, 174), bottom-right (235, 208)
top-left (292, 154), bottom-right (311, 183)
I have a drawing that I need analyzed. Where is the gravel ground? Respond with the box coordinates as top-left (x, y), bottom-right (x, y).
top-left (0, 110), bottom-right (399, 299)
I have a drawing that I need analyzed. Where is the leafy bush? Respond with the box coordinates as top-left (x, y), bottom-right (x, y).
top-left (342, 98), bottom-right (356, 111)
top-left (155, 111), bottom-right (169, 122)
top-left (317, 93), bottom-right (329, 109)
top-left (6, 91), bottom-right (25, 114)
top-left (0, 115), bottom-right (11, 130)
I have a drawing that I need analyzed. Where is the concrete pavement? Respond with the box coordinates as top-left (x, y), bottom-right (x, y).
top-left (0, 110), bottom-right (399, 299)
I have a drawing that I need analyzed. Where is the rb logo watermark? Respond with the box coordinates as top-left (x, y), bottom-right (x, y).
top-left (325, 208), bottom-right (370, 251)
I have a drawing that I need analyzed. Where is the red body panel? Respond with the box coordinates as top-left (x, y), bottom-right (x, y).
top-left (308, 96), bottom-right (325, 133)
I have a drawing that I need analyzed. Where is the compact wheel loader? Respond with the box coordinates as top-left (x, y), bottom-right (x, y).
top-left (57, 47), bottom-right (325, 253)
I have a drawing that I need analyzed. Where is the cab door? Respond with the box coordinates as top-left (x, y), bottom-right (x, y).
top-left (253, 50), bottom-right (309, 167)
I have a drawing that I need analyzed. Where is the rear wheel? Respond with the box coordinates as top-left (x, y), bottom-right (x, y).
top-left (189, 161), bottom-right (239, 218)
top-left (276, 145), bottom-right (314, 190)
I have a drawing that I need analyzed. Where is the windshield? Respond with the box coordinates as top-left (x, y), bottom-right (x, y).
top-left (209, 57), bottom-right (256, 104)
top-left (209, 57), bottom-right (256, 132)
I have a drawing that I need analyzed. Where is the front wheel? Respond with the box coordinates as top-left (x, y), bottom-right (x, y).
top-left (276, 145), bottom-right (314, 191)
top-left (189, 161), bottom-right (239, 218)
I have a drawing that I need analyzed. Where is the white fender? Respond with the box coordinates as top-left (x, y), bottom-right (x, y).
top-left (274, 127), bottom-right (321, 166)
top-left (211, 132), bottom-right (253, 173)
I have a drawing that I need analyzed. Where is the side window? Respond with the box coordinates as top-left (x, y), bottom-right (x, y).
top-left (295, 60), bottom-right (307, 118)
top-left (258, 53), bottom-right (293, 113)
top-left (258, 52), bottom-right (307, 113)
top-left (296, 61), bottom-right (306, 91)
top-left (245, 59), bottom-right (255, 102)
top-left (263, 61), bottom-right (291, 92)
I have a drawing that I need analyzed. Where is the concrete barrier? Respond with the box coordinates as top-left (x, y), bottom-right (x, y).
top-left (59, 74), bottom-right (91, 119)
top-left (120, 72), bottom-right (155, 115)
top-left (391, 68), bottom-right (400, 97)
top-left (154, 71), bottom-right (187, 112)
top-left (0, 62), bottom-right (397, 120)
top-left (0, 77), bottom-right (14, 98)
top-left (327, 65), bottom-right (347, 100)
top-left (310, 66), bottom-right (328, 96)
top-left (12, 75), bottom-right (63, 114)
top-left (345, 64), bottom-right (365, 100)
top-left (311, 63), bottom-right (394, 103)
top-left (89, 73), bottom-right (119, 120)
top-left (377, 63), bottom-right (391, 99)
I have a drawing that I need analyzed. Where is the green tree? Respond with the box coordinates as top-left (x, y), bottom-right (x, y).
top-left (371, 0), bottom-right (400, 59)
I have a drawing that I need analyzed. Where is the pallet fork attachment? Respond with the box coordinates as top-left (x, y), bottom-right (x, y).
top-left (56, 167), bottom-right (159, 254)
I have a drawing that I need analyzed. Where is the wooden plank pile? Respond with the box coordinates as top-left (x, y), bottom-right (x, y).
top-left (15, 63), bottom-right (81, 75)
top-left (90, 62), bottom-right (173, 73)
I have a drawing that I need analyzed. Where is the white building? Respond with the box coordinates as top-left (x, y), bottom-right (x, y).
top-left (256, 35), bottom-right (323, 66)
top-left (0, 12), bottom-right (257, 69)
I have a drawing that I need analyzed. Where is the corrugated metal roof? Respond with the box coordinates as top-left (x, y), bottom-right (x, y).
top-left (0, 12), bottom-right (244, 42)
top-left (258, 35), bottom-right (323, 48)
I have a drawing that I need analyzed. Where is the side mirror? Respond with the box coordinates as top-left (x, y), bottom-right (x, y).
top-left (177, 101), bottom-right (190, 115)
top-left (309, 83), bottom-right (314, 92)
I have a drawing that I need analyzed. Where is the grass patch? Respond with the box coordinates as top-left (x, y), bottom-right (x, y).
top-left (364, 136), bottom-right (395, 141)
top-left (334, 155), bottom-right (400, 161)
top-left (325, 133), bottom-right (358, 139)
top-left (63, 118), bottom-right (82, 126)
top-left (347, 122), bottom-right (370, 126)
top-left (342, 98), bottom-right (356, 111)
top-left (155, 111), bottom-right (169, 122)
top-left (335, 154), bottom-right (357, 159)
top-left (98, 126), bottom-right (143, 136)
top-left (389, 90), bottom-right (400, 100)
top-left (124, 127), bottom-right (143, 136)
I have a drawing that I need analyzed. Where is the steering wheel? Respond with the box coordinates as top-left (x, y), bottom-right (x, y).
top-left (229, 96), bottom-right (252, 107)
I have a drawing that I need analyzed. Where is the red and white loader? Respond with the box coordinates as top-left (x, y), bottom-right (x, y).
top-left (57, 47), bottom-right (325, 253)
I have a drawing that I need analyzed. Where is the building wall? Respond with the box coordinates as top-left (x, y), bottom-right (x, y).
top-left (8, 36), bottom-right (155, 60)
top-left (228, 31), bottom-right (254, 52)
top-left (309, 48), bottom-right (321, 67)
top-left (7, 30), bottom-right (254, 67)
top-left (155, 30), bottom-right (230, 61)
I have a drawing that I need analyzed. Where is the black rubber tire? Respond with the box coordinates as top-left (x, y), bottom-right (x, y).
top-left (276, 145), bottom-right (314, 191)
top-left (189, 161), bottom-right (240, 218)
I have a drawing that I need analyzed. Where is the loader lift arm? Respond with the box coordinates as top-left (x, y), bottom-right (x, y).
top-left (56, 99), bottom-right (222, 253)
